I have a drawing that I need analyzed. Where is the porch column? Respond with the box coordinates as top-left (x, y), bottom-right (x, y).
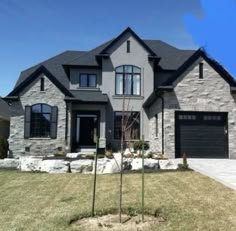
top-left (99, 105), bottom-right (106, 148)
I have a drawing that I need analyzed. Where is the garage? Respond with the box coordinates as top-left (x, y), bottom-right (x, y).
top-left (175, 111), bottom-right (228, 158)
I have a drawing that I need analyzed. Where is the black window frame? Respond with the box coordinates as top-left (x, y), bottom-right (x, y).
top-left (155, 114), bottom-right (158, 137)
top-left (30, 104), bottom-right (52, 138)
top-left (115, 65), bottom-right (141, 96)
top-left (127, 40), bottom-right (130, 53)
top-left (114, 111), bottom-right (140, 140)
top-left (40, 77), bottom-right (45, 91)
top-left (79, 73), bottom-right (97, 88)
top-left (199, 62), bottom-right (204, 79)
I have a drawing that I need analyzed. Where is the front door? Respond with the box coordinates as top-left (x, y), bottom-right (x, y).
top-left (76, 114), bottom-right (98, 147)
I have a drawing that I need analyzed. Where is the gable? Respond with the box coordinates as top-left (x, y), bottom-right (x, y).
top-left (8, 66), bottom-right (73, 97)
top-left (144, 50), bottom-right (236, 108)
top-left (162, 50), bottom-right (236, 87)
top-left (100, 27), bottom-right (157, 57)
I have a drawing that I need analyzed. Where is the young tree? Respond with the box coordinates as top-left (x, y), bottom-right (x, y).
top-left (119, 96), bottom-right (140, 222)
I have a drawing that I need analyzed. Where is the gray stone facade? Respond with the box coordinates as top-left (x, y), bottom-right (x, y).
top-left (149, 58), bottom-right (236, 159)
top-left (9, 75), bottom-right (68, 157)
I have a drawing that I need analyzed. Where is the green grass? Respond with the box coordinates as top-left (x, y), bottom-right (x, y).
top-left (0, 170), bottom-right (236, 231)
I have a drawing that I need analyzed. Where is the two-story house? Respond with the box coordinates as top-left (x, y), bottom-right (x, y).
top-left (5, 27), bottom-right (236, 159)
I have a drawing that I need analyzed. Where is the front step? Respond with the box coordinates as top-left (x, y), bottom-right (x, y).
top-left (78, 148), bottom-right (96, 154)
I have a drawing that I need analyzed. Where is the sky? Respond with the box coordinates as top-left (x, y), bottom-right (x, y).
top-left (0, 0), bottom-right (234, 97)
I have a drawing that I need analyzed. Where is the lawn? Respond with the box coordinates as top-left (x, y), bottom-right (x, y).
top-left (0, 170), bottom-right (236, 231)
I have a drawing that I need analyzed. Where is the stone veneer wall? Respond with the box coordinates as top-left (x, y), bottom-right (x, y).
top-left (149, 58), bottom-right (236, 159)
top-left (9, 75), bottom-right (68, 158)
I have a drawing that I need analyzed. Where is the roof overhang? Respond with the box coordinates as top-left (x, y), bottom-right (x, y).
top-left (143, 86), bottom-right (173, 108)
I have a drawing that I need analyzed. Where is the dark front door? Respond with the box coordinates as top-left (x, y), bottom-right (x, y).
top-left (175, 111), bottom-right (228, 158)
top-left (76, 114), bottom-right (98, 147)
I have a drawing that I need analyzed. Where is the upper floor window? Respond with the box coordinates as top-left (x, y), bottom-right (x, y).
top-left (40, 77), bottom-right (45, 91)
top-left (199, 62), bottom-right (204, 79)
top-left (127, 40), bottom-right (130, 53)
top-left (115, 65), bottom-right (141, 96)
top-left (24, 104), bottom-right (58, 139)
top-left (79, 74), bottom-right (96, 87)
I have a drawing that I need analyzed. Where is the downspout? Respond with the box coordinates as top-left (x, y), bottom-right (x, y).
top-left (161, 94), bottom-right (164, 155)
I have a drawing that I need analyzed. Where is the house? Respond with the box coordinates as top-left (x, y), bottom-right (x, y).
top-left (4, 27), bottom-right (236, 159)
top-left (0, 97), bottom-right (10, 139)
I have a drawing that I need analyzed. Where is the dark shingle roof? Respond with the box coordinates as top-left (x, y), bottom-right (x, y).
top-left (66, 90), bottom-right (108, 103)
top-left (14, 51), bottom-right (86, 90)
top-left (65, 39), bottom-right (114, 66)
top-left (0, 98), bottom-right (10, 121)
top-left (11, 31), bottom-right (196, 96)
top-left (143, 40), bottom-right (195, 70)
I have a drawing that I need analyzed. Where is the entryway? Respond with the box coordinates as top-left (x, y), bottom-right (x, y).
top-left (72, 112), bottom-right (99, 151)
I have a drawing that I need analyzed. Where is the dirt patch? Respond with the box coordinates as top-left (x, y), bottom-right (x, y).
top-left (71, 214), bottom-right (166, 231)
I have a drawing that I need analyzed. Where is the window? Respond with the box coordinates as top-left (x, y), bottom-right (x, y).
top-left (31, 104), bottom-right (51, 137)
top-left (127, 40), bottom-right (130, 53)
top-left (79, 74), bottom-right (96, 87)
top-left (24, 104), bottom-right (58, 139)
top-left (199, 62), bottom-right (204, 79)
top-left (40, 78), bottom-right (44, 91)
top-left (155, 114), bottom-right (158, 137)
top-left (114, 111), bottom-right (140, 139)
top-left (115, 65), bottom-right (141, 95)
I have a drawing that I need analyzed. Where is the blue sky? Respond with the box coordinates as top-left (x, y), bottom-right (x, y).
top-left (2, 0), bottom-right (236, 97)
top-left (0, 0), bottom-right (202, 96)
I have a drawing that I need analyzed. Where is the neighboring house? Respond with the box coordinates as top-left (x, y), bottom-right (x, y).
top-left (0, 97), bottom-right (10, 139)
top-left (4, 27), bottom-right (236, 159)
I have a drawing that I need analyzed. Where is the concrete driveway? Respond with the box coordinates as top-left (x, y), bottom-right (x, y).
top-left (175, 159), bottom-right (236, 190)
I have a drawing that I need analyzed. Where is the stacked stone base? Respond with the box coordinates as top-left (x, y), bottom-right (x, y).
top-left (0, 156), bottom-right (178, 174)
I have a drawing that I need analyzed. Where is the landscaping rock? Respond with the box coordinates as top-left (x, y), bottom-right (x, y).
top-left (20, 157), bottom-right (42, 172)
top-left (40, 160), bottom-right (69, 173)
top-left (0, 158), bottom-right (19, 169)
top-left (70, 160), bottom-right (93, 173)
top-left (93, 158), bottom-right (107, 174)
top-left (159, 160), bottom-right (178, 170)
top-left (131, 158), bottom-right (158, 170)
top-left (103, 158), bottom-right (121, 174)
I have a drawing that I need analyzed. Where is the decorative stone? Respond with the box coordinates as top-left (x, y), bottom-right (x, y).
top-left (70, 160), bottom-right (93, 173)
top-left (20, 157), bottom-right (42, 172)
top-left (0, 158), bottom-right (19, 169)
top-left (93, 159), bottom-right (107, 174)
top-left (103, 158), bottom-right (121, 174)
top-left (40, 160), bottom-right (69, 173)
top-left (131, 158), bottom-right (158, 170)
top-left (159, 160), bottom-right (178, 170)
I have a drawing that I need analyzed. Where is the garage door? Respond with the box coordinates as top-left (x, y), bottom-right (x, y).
top-left (175, 111), bottom-right (228, 158)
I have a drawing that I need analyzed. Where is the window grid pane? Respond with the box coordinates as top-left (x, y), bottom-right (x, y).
top-left (115, 65), bottom-right (141, 96)
top-left (79, 74), bottom-right (88, 87)
top-left (116, 74), bottom-right (123, 94)
top-left (88, 74), bottom-right (96, 87)
top-left (114, 112), bottom-right (140, 140)
top-left (31, 104), bottom-right (51, 138)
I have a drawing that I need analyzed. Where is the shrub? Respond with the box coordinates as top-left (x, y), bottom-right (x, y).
top-left (178, 152), bottom-right (189, 170)
top-left (0, 138), bottom-right (8, 159)
top-left (133, 140), bottom-right (149, 152)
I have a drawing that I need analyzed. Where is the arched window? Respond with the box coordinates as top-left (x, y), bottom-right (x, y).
top-left (115, 65), bottom-right (141, 96)
top-left (24, 104), bottom-right (58, 139)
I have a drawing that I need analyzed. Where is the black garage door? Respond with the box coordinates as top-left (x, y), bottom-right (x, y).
top-left (175, 111), bottom-right (228, 158)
